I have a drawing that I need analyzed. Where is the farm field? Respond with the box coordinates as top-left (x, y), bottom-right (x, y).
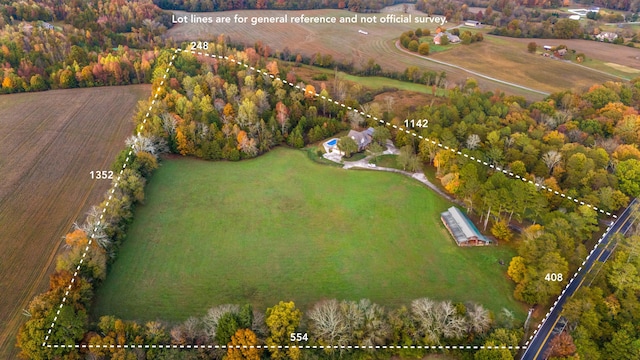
top-left (427, 33), bottom-right (626, 94)
top-left (166, 8), bottom-right (544, 99)
top-left (502, 37), bottom-right (640, 80)
top-left (93, 148), bottom-right (525, 324)
top-left (167, 6), bottom-right (636, 99)
top-left (0, 85), bottom-right (149, 358)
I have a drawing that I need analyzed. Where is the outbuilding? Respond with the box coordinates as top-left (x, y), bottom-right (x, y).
top-left (441, 207), bottom-right (491, 246)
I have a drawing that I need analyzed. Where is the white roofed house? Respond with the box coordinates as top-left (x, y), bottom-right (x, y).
top-left (433, 32), bottom-right (461, 45)
top-left (595, 32), bottom-right (618, 42)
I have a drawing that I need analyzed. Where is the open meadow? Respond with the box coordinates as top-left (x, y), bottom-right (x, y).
top-left (93, 148), bottom-right (525, 324)
top-left (166, 6), bottom-right (635, 99)
top-left (0, 85), bottom-right (148, 358)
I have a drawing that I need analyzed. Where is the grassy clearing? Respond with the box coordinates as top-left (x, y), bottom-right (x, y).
top-left (0, 85), bottom-right (148, 358)
top-left (94, 148), bottom-right (524, 323)
top-left (294, 64), bottom-right (435, 94)
top-left (371, 154), bottom-right (402, 170)
top-left (418, 36), bottom-right (454, 54)
top-left (343, 152), bottom-right (367, 161)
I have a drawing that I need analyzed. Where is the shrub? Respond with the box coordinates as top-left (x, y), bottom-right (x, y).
top-left (418, 42), bottom-right (430, 55)
top-left (408, 40), bottom-right (419, 52)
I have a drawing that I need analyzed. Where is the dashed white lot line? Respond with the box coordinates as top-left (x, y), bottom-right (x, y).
top-left (42, 50), bottom-right (179, 347)
top-left (44, 47), bottom-right (616, 350)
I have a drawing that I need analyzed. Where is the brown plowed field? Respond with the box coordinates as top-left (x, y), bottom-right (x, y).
top-left (0, 84), bottom-right (149, 358)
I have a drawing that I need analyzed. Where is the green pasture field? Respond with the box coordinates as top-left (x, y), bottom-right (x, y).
top-left (94, 148), bottom-right (524, 323)
top-left (294, 64), bottom-right (437, 94)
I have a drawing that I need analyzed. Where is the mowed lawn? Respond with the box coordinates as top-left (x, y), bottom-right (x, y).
top-left (94, 148), bottom-right (524, 323)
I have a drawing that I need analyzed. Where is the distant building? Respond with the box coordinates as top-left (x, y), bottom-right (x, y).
top-left (433, 32), bottom-right (461, 45)
top-left (441, 207), bottom-right (491, 246)
top-left (596, 32), bottom-right (618, 42)
top-left (347, 127), bottom-right (374, 151)
top-left (19, 23), bottom-right (33, 33)
top-left (569, 15), bottom-right (581, 20)
top-left (39, 21), bottom-right (55, 30)
top-left (464, 20), bottom-right (481, 27)
top-left (556, 48), bottom-right (568, 56)
top-left (543, 45), bottom-right (553, 50)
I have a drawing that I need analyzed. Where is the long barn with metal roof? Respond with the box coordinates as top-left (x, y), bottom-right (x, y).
top-left (441, 207), bottom-right (491, 246)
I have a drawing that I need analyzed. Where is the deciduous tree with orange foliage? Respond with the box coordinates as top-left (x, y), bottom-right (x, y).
top-left (227, 329), bottom-right (262, 360)
top-left (304, 84), bottom-right (316, 99)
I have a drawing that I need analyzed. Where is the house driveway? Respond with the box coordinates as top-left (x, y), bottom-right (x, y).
top-left (337, 140), bottom-right (458, 203)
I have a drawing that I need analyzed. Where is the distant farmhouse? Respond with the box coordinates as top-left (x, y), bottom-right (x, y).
top-left (464, 20), bottom-right (481, 27)
top-left (39, 21), bottom-right (55, 30)
top-left (434, 32), bottom-right (461, 45)
top-left (348, 127), bottom-right (374, 151)
top-left (567, 7), bottom-right (599, 18)
top-left (441, 207), bottom-right (491, 246)
top-left (596, 32), bottom-right (618, 42)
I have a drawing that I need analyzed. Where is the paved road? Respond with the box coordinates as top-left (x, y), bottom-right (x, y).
top-left (521, 198), bottom-right (639, 360)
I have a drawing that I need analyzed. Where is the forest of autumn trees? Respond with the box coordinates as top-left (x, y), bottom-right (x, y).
top-left (151, 0), bottom-right (407, 12)
top-left (0, 0), bottom-right (175, 94)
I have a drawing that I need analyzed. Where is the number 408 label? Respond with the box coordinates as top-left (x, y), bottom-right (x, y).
top-left (545, 273), bottom-right (563, 281)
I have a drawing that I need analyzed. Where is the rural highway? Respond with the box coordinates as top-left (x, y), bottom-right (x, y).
top-left (521, 198), bottom-right (639, 360)
top-left (394, 40), bottom-right (550, 96)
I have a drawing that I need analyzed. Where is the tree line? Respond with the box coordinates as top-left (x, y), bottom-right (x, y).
top-left (151, 0), bottom-right (409, 12)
